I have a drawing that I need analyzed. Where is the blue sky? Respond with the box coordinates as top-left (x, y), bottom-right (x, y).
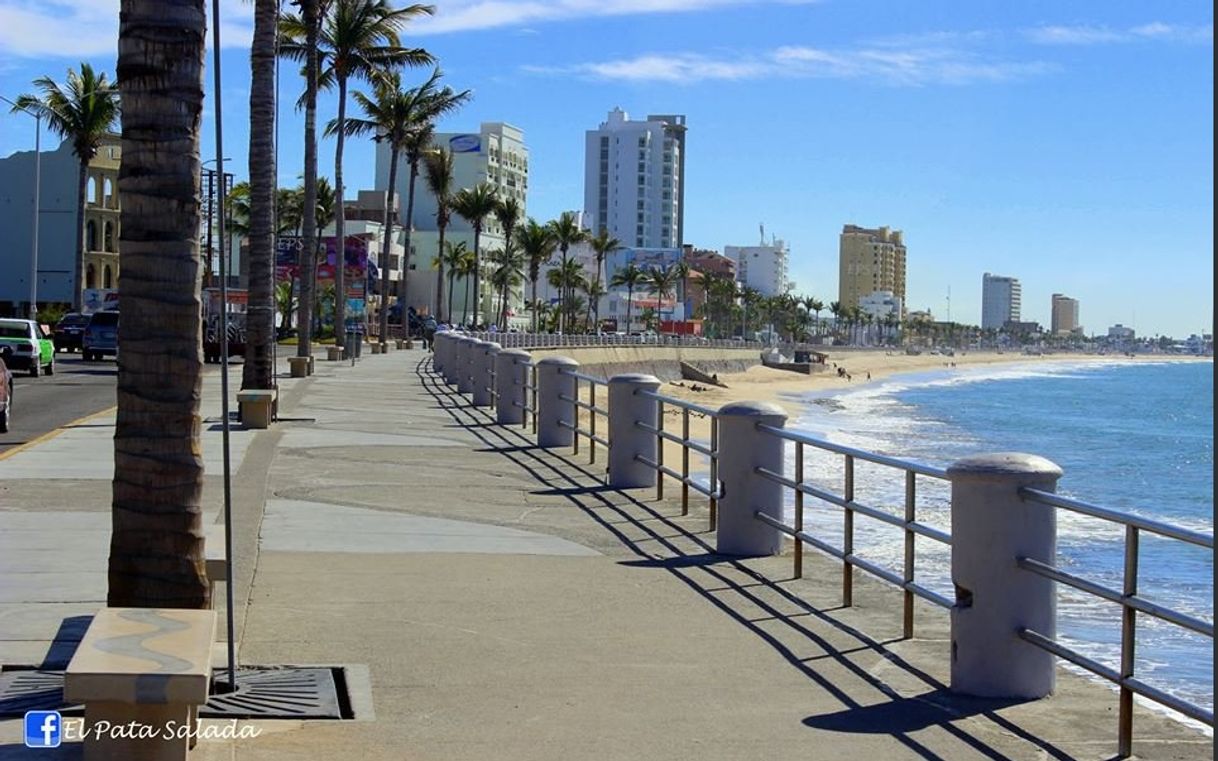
top-left (0, 0), bottom-right (1212, 336)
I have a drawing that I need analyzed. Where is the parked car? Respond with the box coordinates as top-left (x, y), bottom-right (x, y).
top-left (53, 312), bottom-right (91, 352)
top-left (82, 310), bottom-right (119, 361)
top-left (0, 318), bottom-right (54, 377)
top-left (0, 355), bottom-right (11, 432)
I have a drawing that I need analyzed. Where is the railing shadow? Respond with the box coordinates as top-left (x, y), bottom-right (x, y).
top-left (414, 357), bottom-right (1074, 761)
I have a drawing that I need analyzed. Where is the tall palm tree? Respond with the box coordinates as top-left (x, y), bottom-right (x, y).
top-left (588, 229), bottom-right (620, 329)
top-left (488, 244), bottom-right (525, 329)
top-left (14, 63), bottom-right (120, 313)
top-left (450, 181), bottom-right (498, 327)
top-left (283, 0), bottom-right (434, 350)
top-left (547, 258), bottom-right (586, 332)
top-left (337, 70), bottom-right (467, 343)
top-left (242, 0), bottom-right (278, 392)
top-left (547, 212), bottom-right (588, 333)
top-left (433, 240), bottom-right (467, 324)
top-left (610, 263), bottom-right (647, 334)
top-left (582, 279), bottom-right (606, 329)
top-left (805, 297), bottom-right (824, 336)
top-left (646, 264), bottom-right (681, 333)
top-left (109, 0), bottom-right (207, 608)
top-left (454, 243), bottom-right (478, 326)
top-left (829, 300), bottom-right (842, 338)
top-left (422, 147), bottom-right (454, 320)
top-left (493, 197), bottom-right (522, 328)
top-left (291, 0), bottom-right (322, 358)
top-left (515, 218), bottom-right (555, 333)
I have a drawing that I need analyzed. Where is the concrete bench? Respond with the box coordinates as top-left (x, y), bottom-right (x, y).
top-left (65, 607), bottom-right (216, 761)
top-left (236, 389), bottom-right (276, 429)
top-left (326, 346), bottom-right (343, 361)
top-left (287, 356), bottom-right (310, 377)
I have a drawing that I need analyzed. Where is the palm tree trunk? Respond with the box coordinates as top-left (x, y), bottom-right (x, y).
top-left (447, 268), bottom-right (455, 325)
top-left (399, 157), bottom-right (419, 336)
top-left (434, 224), bottom-right (446, 321)
top-left (242, 0), bottom-right (276, 392)
top-left (109, 0), bottom-right (209, 608)
top-left (74, 161), bottom-right (88, 312)
top-left (461, 272), bottom-right (470, 327)
top-left (558, 246), bottom-right (568, 333)
top-left (379, 150), bottom-right (399, 344)
top-left (471, 227), bottom-right (481, 327)
top-left (530, 276), bottom-right (538, 333)
top-left (625, 285), bottom-right (633, 332)
top-left (332, 76), bottom-right (348, 352)
top-left (295, 0), bottom-right (319, 359)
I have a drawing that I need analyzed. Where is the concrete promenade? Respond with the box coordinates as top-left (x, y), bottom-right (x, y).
top-left (0, 346), bottom-right (1211, 759)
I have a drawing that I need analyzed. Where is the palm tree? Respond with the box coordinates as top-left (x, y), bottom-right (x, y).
top-left (422, 147), bottom-right (454, 320)
top-left (547, 258), bottom-right (586, 332)
top-left (450, 181), bottom-right (499, 327)
top-left (588, 229), bottom-right (620, 329)
top-left (515, 218), bottom-right (555, 333)
top-left (225, 182), bottom-right (253, 238)
top-left (547, 212), bottom-right (588, 333)
top-left (108, 0), bottom-right (207, 608)
top-left (454, 243), bottom-right (478, 326)
top-left (337, 70), bottom-right (467, 343)
top-left (610, 263), bottom-right (647, 334)
top-left (14, 63), bottom-right (120, 313)
top-left (582, 279), bottom-right (606, 329)
top-left (646, 264), bottom-right (681, 334)
top-left (493, 196), bottom-right (522, 326)
top-left (290, 0), bottom-right (322, 358)
top-left (433, 240), bottom-right (467, 324)
top-left (275, 280), bottom-right (298, 333)
top-left (805, 297), bottom-right (824, 336)
top-left (488, 244), bottom-right (525, 329)
top-left (283, 0), bottom-right (434, 351)
top-left (242, 0), bottom-right (278, 392)
top-left (277, 186), bottom-right (304, 235)
top-left (829, 300), bottom-right (842, 338)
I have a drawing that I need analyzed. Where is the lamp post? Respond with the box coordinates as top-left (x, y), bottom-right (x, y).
top-left (1, 94), bottom-right (42, 321)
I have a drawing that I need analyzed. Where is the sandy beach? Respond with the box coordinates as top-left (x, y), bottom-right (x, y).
top-left (573, 349), bottom-right (1209, 480)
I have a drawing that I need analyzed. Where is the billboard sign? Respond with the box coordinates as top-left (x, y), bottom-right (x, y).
top-left (449, 134), bottom-right (481, 153)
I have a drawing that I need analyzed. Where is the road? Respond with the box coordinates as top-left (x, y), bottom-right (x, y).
top-left (0, 352), bottom-right (118, 457)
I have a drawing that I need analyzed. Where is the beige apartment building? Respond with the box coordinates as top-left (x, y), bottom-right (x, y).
top-left (838, 224), bottom-right (906, 313)
top-left (1051, 293), bottom-right (1081, 334)
top-left (83, 134), bottom-right (122, 294)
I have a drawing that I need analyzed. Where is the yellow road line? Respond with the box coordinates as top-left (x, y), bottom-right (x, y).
top-left (0, 405), bottom-right (117, 462)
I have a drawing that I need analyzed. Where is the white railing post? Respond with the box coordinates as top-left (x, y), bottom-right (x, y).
top-left (457, 339), bottom-right (482, 394)
top-left (607, 374), bottom-right (661, 489)
top-left (432, 331), bottom-right (446, 372)
top-left (715, 401), bottom-right (788, 556)
top-left (536, 356), bottom-right (578, 448)
top-left (948, 453), bottom-right (1062, 698)
top-left (473, 341), bottom-right (500, 407)
top-left (496, 349), bottom-right (530, 424)
top-left (443, 335), bottom-right (465, 385)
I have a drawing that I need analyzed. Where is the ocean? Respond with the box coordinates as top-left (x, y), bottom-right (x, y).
top-left (783, 358), bottom-right (1214, 717)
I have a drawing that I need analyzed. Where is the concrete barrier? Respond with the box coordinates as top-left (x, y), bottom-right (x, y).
top-left (607, 374), bottom-right (661, 489)
top-left (948, 453), bottom-right (1061, 699)
top-left (473, 342), bottom-right (500, 407)
top-left (715, 401), bottom-right (788, 556)
top-left (536, 356), bottom-right (578, 448)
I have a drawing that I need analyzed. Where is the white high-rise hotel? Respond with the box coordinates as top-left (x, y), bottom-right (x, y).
top-left (981, 272), bottom-right (1021, 330)
top-left (584, 109), bottom-right (686, 249)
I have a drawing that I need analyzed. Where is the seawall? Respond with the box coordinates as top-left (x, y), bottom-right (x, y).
top-left (528, 346), bottom-right (761, 382)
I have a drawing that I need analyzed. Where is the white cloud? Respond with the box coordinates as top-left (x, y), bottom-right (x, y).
top-left (0, 0), bottom-right (252, 59)
top-left (1026, 22), bottom-right (1213, 46)
top-left (417, 0), bottom-right (815, 35)
top-left (530, 44), bottom-right (1052, 86)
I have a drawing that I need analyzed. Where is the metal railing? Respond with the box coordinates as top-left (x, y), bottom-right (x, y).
top-left (1014, 487), bottom-right (1214, 756)
top-left (633, 389), bottom-right (721, 529)
top-left (557, 369), bottom-right (610, 464)
top-left (466, 331), bottom-right (761, 351)
top-left (512, 357), bottom-right (538, 432)
top-left (752, 425), bottom-right (953, 638)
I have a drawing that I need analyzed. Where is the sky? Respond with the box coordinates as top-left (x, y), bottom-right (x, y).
top-left (0, 0), bottom-right (1212, 337)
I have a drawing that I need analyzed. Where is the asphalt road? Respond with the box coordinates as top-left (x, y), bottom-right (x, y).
top-left (0, 352), bottom-right (118, 456)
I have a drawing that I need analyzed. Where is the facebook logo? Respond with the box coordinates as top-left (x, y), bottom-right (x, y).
top-left (24, 711), bottom-right (62, 748)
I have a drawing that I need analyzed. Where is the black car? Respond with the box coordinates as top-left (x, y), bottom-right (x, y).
top-left (53, 312), bottom-right (91, 352)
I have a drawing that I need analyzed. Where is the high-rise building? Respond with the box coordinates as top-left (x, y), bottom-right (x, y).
top-left (838, 224), bottom-right (906, 314)
top-left (981, 272), bottom-right (1022, 330)
top-left (1051, 293), bottom-right (1080, 334)
top-left (584, 108), bottom-right (685, 249)
top-left (375, 122), bottom-right (528, 321)
top-left (725, 238), bottom-right (790, 297)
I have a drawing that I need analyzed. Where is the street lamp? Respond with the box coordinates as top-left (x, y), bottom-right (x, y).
top-left (1, 94), bottom-right (42, 321)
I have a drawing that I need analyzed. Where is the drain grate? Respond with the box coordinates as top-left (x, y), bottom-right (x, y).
top-left (0, 665), bottom-right (350, 720)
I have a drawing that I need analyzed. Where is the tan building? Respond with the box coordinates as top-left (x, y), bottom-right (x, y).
top-left (1051, 293), bottom-right (1080, 334)
top-left (838, 224), bottom-right (906, 313)
top-left (82, 134), bottom-right (122, 293)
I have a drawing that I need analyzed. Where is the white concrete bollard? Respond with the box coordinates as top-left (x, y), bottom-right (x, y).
top-left (446, 335), bottom-right (467, 386)
top-left (607, 374), bottom-right (662, 489)
top-left (496, 349), bottom-right (531, 424)
top-left (715, 401), bottom-right (788, 556)
top-left (536, 356), bottom-right (579, 448)
top-left (948, 453), bottom-right (1062, 699)
top-left (473, 342), bottom-right (500, 407)
top-left (432, 332), bottom-right (445, 372)
top-left (457, 339), bottom-right (481, 394)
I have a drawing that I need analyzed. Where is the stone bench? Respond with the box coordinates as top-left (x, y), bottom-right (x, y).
top-left (65, 607), bottom-right (216, 761)
top-left (326, 346), bottom-right (343, 361)
top-left (236, 389), bottom-right (276, 429)
top-left (287, 356), bottom-right (310, 377)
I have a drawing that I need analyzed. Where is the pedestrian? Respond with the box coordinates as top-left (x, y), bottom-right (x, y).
top-left (422, 315), bottom-right (437, 351)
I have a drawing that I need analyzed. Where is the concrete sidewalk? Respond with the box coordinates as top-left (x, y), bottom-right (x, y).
top-left (1, 345), bottom-right (1211, 760)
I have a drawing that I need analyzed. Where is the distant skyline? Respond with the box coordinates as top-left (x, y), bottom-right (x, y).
top-left (0, 1), bottom-right (1212, 336)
